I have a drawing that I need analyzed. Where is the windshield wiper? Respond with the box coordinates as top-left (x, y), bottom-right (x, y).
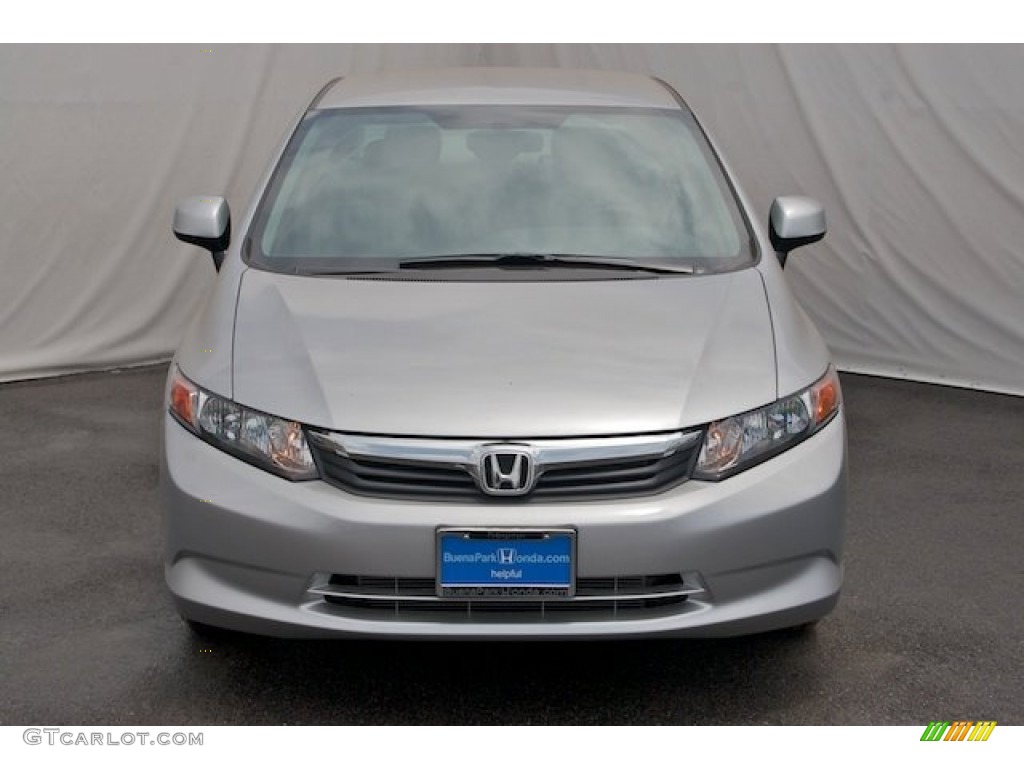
top-left (398, 253), bottom-right (694, 274)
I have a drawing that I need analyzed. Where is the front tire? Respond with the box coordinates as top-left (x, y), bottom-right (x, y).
top-left (183, 617), bottom-right (234, 639)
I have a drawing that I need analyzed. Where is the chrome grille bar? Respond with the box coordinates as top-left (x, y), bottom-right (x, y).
top-left (308, 430), bottom-right (701, 469)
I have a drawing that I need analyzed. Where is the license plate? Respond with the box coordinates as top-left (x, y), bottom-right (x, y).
top-left (436, 528), bottom-right (576, 598)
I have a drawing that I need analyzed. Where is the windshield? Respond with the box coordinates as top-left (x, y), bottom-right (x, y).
top-left (248, 105), bottom-right (755, 275)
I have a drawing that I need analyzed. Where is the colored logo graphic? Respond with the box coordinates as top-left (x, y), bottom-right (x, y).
top-left (920, 721), bottom-right (996, 742)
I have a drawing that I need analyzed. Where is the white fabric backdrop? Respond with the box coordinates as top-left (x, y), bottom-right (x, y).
top-left (2, 44), bottom-right (1022, 394)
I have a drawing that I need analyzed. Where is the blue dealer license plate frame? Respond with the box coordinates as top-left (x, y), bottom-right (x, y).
top-left (436, 528), bottom-right (576, 599)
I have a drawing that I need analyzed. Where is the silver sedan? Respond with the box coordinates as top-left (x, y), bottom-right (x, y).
top-left (163, 68), bottom-right (844, 638)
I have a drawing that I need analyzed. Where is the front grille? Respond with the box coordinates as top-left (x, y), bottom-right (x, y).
top-left (307, 430), bottom-right (702, 501)
top-left (307, 572), bottom-right (706, 623)
top-left (315, 453), bottom-right (478, 498)
top-left (533, 453), bottom-right (694, 498)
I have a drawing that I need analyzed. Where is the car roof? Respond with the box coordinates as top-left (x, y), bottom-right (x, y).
top-left (314, 67), bottom-right (683, 111)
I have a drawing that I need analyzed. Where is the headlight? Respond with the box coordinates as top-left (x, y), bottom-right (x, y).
top-left (168, 367), bottom-right (317, 481)
top-left (693, 367), bottom-right (841, 480)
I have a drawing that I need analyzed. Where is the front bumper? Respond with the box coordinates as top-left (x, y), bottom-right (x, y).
top-left (161, 411), bottom-right (846, 639)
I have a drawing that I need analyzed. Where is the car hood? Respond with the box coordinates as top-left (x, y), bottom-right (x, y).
top-left (232, 269), bottom-right (776, 437)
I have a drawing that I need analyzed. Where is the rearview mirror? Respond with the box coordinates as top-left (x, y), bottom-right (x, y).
top-left (769, 196), bottom-right (826, 268)
top-left (173, 196), bottom-right (231, 271)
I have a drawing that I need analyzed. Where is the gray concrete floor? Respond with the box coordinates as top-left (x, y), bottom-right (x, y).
top-left (1, 364), bottom-right (1021, 725)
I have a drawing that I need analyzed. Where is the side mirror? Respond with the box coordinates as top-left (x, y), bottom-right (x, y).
top-left (769, 196), bottom-right (826, 268)
top-left (173, 196), bottom-right (231, 271)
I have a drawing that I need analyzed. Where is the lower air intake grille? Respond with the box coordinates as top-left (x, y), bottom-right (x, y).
top-left (307, 573), bottom-right (706, 623)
